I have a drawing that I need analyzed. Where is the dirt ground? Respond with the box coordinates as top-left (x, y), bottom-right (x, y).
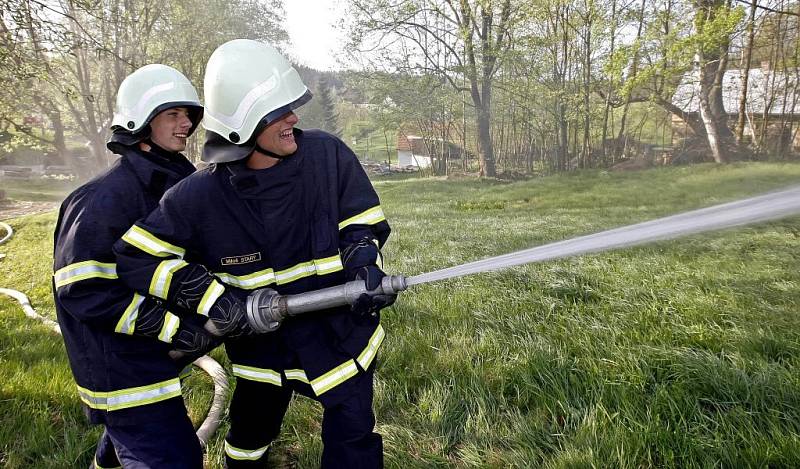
top-left (0, 199), bottom-right (59, 221)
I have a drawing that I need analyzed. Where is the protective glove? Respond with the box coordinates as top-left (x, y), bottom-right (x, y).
top-left (204, 290), bottom-right (256, 338)
top-left (127, 298), bottom-right (221, 360)
top-left (350, 264), bottom-right (396, 316)
top-left (342, 236), bottom-right (395, 316)
top-left (169, 323), bottom-right (221, 361)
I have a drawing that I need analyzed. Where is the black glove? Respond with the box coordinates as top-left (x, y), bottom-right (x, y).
top-left (126, 297), bottom-right (220, 360)
top-left (342, 237), bottom-right (395, 316)
top-left (204, 290), bottom-right (255, 338)
top-left (169, 323), bottom-right (221, 361)
top-left (351, 265), bottom-right (396, 316)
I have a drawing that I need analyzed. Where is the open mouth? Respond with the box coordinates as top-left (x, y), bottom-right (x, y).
top-left (173, 132), bottom-right (188, 138)
top-left (280, 129), bottom-right (293, 140)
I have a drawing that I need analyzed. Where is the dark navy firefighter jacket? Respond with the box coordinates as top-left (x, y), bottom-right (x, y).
top-left (52, 145), bottom-right (198, 425)
top-left (114, 129), bottom-right (390, 406)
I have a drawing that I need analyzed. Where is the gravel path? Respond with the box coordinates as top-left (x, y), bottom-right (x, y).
top-left (0, 200), bottom-right (59, 221)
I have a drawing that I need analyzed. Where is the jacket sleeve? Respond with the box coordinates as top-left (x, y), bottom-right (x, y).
top-left (335, 139), bottom-right (391, 250)
top-left (53, 190), bottom-right (183, 343)
top-left (113, 186), bottom-right (232, 318)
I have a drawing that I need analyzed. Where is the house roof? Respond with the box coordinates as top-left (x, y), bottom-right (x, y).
top-left (672, 67), bottom-right (800, 115)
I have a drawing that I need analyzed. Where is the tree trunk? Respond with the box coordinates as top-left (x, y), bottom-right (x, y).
top-left (698, 60), bottom-right (728, 162)
top-left (735, 1), bottom-right (756, 143)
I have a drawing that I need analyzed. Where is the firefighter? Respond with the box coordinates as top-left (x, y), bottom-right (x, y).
top-left (53, 64), bottom-right (217, 468)
top-left (114, 39), bottom-right (394, 468)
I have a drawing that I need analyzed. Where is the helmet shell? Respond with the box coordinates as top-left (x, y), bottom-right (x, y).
top-left (111, 64), bottom-right (203, 135)
top-left (201, 39), bottom-right (311, 163)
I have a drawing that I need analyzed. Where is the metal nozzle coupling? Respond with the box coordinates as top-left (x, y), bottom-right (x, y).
top-left (245, 275), bottom-right (408, 333)
top-left (245, 288), bottom-right (286, 333)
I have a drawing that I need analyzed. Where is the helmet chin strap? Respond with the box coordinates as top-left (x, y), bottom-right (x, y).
top-left (253, 142), bottom-right (293, 160)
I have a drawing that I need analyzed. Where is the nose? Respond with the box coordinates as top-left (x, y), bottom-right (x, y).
top-left (284, 112), bottom-right (298, 125)
top-left (179, 114), bottom-right (192, 130)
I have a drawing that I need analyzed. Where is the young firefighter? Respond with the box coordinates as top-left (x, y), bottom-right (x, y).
top-left (114, 39), bottom-right (394, 468)
top-left (53, 64), bottom-right (218, 468)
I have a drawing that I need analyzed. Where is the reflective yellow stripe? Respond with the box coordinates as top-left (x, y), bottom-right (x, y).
top-left (284, 369), bottom-right (309, 384)
top-left (232, 364), bottom-right (282, 386)
top-left (215, 268), bottom-right (276, 289)
top-left (216, 255), bottom-right (342, 290)
top-left (149, 259), bottom-right (188, 299)
top-left (198, 280), bottom-right (225, 316)
top-left (338, 205), bottom-right (386, 230)
top-left (179, 364), bottom-right (193, 379)
top-left (357, 324), bottom-right (385, 370)
top-left (313, 254), bottom-right (344, 276)
top-left (122, 225), bottom-right (186, 258)
top-left (93, 457), bottom-right (122, 469)
top-left (114, 294), bottom-right (145, 335)
top-left (311, 359), bottom-right (359, 396)
top-left (225, 441), bottom-right (270, 461)
top-left (53, 260), bottom-right (117, 289)
top-left (76, 378), bottom-right (181, 411)
top-left (158, 312), bottom-right (180, 343)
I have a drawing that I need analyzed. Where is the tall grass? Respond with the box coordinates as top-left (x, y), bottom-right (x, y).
top-left (1, 162), bottom-right (800, 467)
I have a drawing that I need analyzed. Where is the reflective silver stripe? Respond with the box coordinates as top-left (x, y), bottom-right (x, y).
top-left (158, 312), bottom-right (180, 343)
top-left (313, 255), bottom-right (343, 275)
top-left (225, 440), bottom-right (271, 461)
top-left (338, 206), bottom-right (386, 230)
top-left (216, 255), bottom-right (342, 290)
top-left (284, 369), bottom-right (309, 384)
top-left (131, 82), bottom-right (175, 121)
top-left (357, 324), bottom-right (385, 370)
top-left (76, 378), bottom-right (181, 411)
top-left (115, 294), bottom-right (145, 335)
top-left (197, 280), bottom-right (225, 316)
top-left (212, 74), bottom-right (306, 131)
top-left (149, 259), bottom-right (188, 299)
top-left (215, 269), bottom-right (276, 290)
top-left (310, 360), bottom-right (359, 396)
top-left (232, 364), bottom-right (282, 386)
top-left (274, 260), bottom-right (317, 284)
top-left (122, 225), bottom-right (186, 258)
top-left (53, 261), bottom-right (117, 289)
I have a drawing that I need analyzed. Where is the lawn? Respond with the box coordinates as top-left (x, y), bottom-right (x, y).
top-left (1, 162), bottom-right (800, 467)
top-left (1, 177), bottom-right (79, 202)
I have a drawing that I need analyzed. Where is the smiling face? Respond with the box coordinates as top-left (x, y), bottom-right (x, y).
top-left (148, 106), bottom-right (193, 152)
top-left (256, 111), bottom-right (299, 157)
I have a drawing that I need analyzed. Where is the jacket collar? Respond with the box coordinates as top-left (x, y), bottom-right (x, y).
top-left (112, 144), bottom-right (196, 196)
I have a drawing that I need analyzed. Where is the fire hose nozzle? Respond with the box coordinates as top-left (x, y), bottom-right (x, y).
top-left (245, 275), bottom-right (408, 333)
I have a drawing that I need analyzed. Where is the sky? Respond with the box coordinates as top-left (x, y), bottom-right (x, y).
top-left (284, 0), bottom-right (347, 71)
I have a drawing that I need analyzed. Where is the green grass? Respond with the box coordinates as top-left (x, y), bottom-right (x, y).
top-left (2, 178), bottom-right (78, 202)
top-left (2, 162), bottom-right (800, 467)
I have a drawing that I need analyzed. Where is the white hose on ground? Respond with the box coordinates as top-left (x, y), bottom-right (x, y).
top-left (0, 221), bottom-right (13, 246)
top-left (192, 355), bottom-right (230, 447)
top-left (0, 220), bottom-right (229, 445)
top-left (0, 287), bottom-right (62, 334)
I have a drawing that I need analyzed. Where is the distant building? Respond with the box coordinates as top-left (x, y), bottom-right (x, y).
top-left (396, 133), bottom-right (432, 168)
top-left (671, 62), bottom-right (800, 151)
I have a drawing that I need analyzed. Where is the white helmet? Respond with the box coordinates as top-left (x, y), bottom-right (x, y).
top-left (108, 64), bottom-right (203, 147)
top-left (202, 39), bottom-right (311, 163)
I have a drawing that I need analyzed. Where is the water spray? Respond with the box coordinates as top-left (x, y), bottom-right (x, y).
top-left (245, 184), bottom-right (800, 332)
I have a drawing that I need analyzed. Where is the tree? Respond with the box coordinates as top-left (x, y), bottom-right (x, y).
top-left (318, 76), bottom-right (341, 137)
top-left (347, 0), bottom-right (527, 177)
top-left (0, 0), bottom-right (288, 172)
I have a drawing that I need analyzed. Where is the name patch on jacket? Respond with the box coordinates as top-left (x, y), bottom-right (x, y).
top-left (221, 252), bottom-right (262, 265)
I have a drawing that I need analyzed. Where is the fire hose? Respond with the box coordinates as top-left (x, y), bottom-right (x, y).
top-left (0, 220), bottom-right (228, 446)
top-left (241, 184), bottom-right (800, 333)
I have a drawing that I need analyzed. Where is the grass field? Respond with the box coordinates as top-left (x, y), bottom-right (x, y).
top-left (1, 162), bottom-right (800, 467)
top-left (1, 178), bottom-right (78, 202)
